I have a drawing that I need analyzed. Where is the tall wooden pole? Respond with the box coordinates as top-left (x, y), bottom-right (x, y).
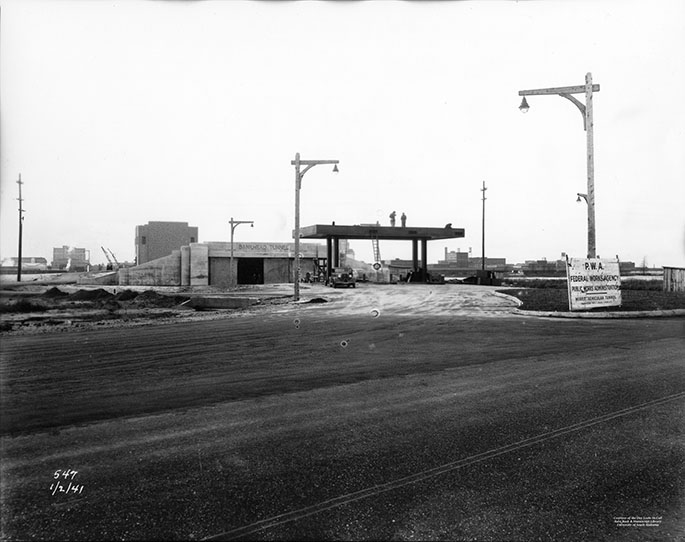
top-left (230, 218), bottom-right (235, 289)
top-left (481, 181), bottom-right (487, 270)
top-left (294, 153), bottom-right (301, 301)
top-left (17, 174), bottom-right (24, 282)
top-left (584, 72), bottom-right (596, 258)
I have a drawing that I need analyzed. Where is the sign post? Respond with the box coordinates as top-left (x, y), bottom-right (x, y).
top-left (566, 256), bottom-right (621, 311)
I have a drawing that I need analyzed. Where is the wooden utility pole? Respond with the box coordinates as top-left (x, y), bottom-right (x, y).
top-left (481, 181), bottom-right (487, 270)
top-left (17, 174), bottom-right (25, 282)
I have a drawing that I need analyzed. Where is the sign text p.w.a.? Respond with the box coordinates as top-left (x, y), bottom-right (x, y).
top-left (566, 257), bottom-right (621, 311)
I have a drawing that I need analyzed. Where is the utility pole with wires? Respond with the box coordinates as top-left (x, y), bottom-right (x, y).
top-left (481, 181), bottom-right (487, 271)
top-left (17, 174), bottom-right (25, 282)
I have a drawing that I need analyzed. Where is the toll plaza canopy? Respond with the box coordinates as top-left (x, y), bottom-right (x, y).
top-left (297, 223), bottom-right (465, 282)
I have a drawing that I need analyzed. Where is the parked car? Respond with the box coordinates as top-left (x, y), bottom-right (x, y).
top-left (328, 267), bottom-right (356, 288)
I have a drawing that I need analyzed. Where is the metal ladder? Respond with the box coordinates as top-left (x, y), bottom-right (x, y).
top-left (372, 237), bottom-right (381, 263)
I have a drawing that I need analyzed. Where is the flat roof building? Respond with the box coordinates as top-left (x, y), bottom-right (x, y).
top-left (52, 246), bottom-right (90, 271)
top-left (135, 221), bottom-right (198, 265)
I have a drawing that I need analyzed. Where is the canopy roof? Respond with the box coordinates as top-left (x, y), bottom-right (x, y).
top-left (297, 224), bottom-right (465, 241)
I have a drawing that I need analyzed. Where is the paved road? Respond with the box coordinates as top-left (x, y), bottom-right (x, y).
top-left (1, 284), bottom-right (683, 541)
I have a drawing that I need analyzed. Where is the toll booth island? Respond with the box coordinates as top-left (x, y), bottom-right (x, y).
top-left (297, 223), bottom-right (465, 283)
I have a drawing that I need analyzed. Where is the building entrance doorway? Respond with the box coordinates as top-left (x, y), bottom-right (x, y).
top-left (238, 258), bottom-right (264, 284)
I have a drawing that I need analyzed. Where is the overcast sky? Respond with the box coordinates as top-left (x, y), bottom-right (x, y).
top-left (1, 0), bottom-right (684, 268)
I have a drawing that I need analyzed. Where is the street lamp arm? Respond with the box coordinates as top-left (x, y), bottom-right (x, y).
top-left (518, 84), bottom-right (599, 96)
top-left (300, 163), bottom-right (318, 178)
top-left (230, 219), bottom-right (254, 233)
top-left (559, 93), bottom-right (587, 130)
top-left (292, 159), bottom-right (339, 179)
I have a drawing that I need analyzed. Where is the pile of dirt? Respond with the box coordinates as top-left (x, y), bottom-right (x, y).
top-left (42, 287), bottom-right (69, 298)
top-left (68, 288), bottom-right (115, 301)
top-left (114, 290), bottom-right (139, 302)
top-left (131, 290), bottom-right (189, 308)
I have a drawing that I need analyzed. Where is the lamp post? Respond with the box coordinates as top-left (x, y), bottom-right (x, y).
top-left (229, 217), bottom-right (254, 289)
top-left (291, 153), bottom-right (339, 301)
top-left (518, 72), bottom-right (600, 258)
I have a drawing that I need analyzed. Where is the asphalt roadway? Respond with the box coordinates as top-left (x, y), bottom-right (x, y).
top-left (1, 283), bottom-right (684, 541)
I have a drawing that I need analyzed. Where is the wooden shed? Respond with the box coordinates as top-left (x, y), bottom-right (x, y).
top-left (663, 266), bottom-right (685, 292)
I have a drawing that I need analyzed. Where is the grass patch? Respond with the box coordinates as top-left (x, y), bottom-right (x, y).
top-left (501, 287), bottom-right (685, 312)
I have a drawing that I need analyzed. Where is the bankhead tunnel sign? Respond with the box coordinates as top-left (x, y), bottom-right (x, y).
top-left (566, 257), bottom-right (622, 311)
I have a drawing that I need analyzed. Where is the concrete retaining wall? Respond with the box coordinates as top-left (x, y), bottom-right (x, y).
top-left (119, 251), bottom-right (181, 286)
top-left (77, 272), bottom-right (118, 285)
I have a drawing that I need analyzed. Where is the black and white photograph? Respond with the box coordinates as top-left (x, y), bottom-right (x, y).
top-left (1, 0), bottom-right (684, 540)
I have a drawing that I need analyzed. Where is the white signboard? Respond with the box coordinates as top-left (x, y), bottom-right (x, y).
top-left (566, 257), bottom-right (622, 311)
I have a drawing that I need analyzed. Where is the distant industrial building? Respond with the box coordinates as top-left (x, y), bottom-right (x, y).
top-left (0, 257), bottom-right (48, 271)
top-left (135, 221), bottom-right (198, 265)
top-left (52, 246), bottom-right (90, 271)
top-left (441, 248), bottom-right (470, 267)
top-left (430, 248), bottom-right (507, 277)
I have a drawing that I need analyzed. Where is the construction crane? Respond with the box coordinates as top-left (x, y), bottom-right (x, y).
top-left (101, 246), bottom-right (119, 270)
top-left (108, 248), bottom-right (120, 267)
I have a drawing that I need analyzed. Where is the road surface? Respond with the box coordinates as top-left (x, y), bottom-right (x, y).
top-left (1, 284), bottom-right (683, 540)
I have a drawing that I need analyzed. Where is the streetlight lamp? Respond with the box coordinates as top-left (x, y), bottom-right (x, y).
top-left (518, 72), bottom-right (600, 258)
top-left (291, 152), bottom-right (339, 301)
top-left (229, 217), bottom-right (254, 289)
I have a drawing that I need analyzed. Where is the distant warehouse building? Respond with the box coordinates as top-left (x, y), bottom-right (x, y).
top-left (135, 221), bottom-right (198, 265)
top-left (119, 241), bottom-right (326, 287)
top-left (1, 257), bottom-right (49, 271)
top-left (52, 246), bottom-right (90, 271)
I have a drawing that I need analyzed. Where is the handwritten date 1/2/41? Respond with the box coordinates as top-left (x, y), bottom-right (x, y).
top-left (50, 481), bottom-right (84, 496)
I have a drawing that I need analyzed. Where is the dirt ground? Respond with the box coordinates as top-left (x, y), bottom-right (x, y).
top-left (0, 284), bottom-right (289, 334)
top-left (0, 281), bottom-right (521, 335)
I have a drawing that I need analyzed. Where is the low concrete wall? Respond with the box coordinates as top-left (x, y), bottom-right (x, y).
top-left (77, 272), bottom-right (118, 285)
top-left (119, 251), bottom-right (182, 286)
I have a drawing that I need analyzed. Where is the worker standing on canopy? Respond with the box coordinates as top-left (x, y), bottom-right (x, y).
top-left (389, 211), bottom-right (396, 227)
